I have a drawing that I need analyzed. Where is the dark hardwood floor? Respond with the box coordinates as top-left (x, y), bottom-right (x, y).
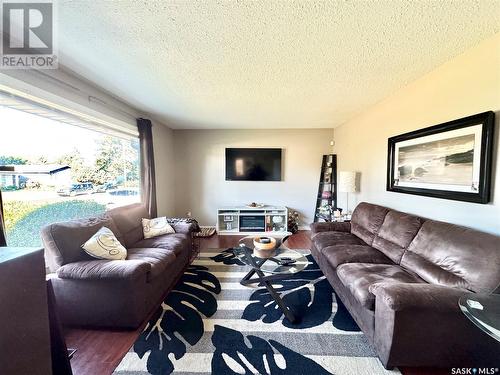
top-left (65, 231), bottom-right (446, 375)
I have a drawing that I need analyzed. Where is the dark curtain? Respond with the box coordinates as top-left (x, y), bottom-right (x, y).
top-left (137, 118), bottom-right (158, 218)
top-left (0, 190), bottom-right (6, 246)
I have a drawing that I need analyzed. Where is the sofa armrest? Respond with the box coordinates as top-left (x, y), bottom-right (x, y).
top-left (370, 282), bottom-right (498, 368)
top-left (171, 223), bottom-right (198, 234)
top-left (57, 259), bottom-right (151, 281)
top-left (369, 282), bottom-right (468, 312)
top-left (310, 221), bottom-right (351, 235)
top-left (166, 218), bottom-right (201, 234)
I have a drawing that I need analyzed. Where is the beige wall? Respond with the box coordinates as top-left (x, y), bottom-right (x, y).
top-left (333, 33), bottom-right (500, 234)
top-left (153, 122), bottom-right (176, 216)
top-left (173, 129), bottom-right (334, 226)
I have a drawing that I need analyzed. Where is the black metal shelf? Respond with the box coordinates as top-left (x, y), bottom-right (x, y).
top-left (313, 154), bottom-right (337, 222)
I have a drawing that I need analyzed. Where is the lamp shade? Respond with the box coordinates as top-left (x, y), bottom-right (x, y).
top-left (338, 171), bottom-right (356, 193)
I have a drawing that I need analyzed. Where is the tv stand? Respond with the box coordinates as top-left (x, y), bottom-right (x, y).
top-left (217, 205), bottom-right (289, 235)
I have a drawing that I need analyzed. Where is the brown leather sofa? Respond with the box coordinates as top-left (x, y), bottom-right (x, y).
top-left (42, 203), bottom-right (198, 329)
top-left (310, 202), bottom-right (500, 369)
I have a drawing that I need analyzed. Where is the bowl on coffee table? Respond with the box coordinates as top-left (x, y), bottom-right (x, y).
top-left (252, 236), bottom-right (277, 258)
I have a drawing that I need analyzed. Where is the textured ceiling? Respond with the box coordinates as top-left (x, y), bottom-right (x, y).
top-left (58, 1), bottom-right (500, 129)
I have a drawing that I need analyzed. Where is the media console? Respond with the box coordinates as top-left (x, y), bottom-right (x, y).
top-left (217, 205), bottom-right (289, 235)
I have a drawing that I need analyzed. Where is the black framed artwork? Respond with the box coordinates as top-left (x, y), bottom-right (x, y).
top-left (387, 111), bottom-right (495, 203)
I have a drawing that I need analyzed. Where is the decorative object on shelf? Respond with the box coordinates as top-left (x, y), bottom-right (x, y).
top-left (387, 111), bottom-right (495, 203)
top-left (252, 236), bottom-right (277, 258)
top-left (338, 171), bottom-right (357, 215)
top-left (223, 215), bottom-right (233, 222)
top-left (287, 210), bottom-right (299, 234)
top-left (316, 204), bottom-right (333, 222)
top-left (246, 202), bottom-right (264, 208)
top-left (270, 215), bottom-right (286, 232)
top-left (321, 190), bottom-right (332, 199)
top-left (272, 216), bottom-right (283, 223)
top-left (333, 208), bottom-right (350, 222)
top-left (314, 154), bottom-right (337, 222)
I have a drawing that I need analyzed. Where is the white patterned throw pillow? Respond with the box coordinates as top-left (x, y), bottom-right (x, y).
top-left (82, 227), bottom-right (127, 260)
top-left (142, 217), bottom-right (175, 239)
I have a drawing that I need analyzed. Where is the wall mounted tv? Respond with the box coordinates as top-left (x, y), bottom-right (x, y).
top-left (225, 148), bottom-right (282, 181)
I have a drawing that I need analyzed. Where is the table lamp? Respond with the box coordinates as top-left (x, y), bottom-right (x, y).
top-left (339, 171), bottom-right (357, 216)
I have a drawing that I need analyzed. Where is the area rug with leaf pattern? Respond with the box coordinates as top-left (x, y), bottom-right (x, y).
top-left (113, 247), bottom-right (400, 375)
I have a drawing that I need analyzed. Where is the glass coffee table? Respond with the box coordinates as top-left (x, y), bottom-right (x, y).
top-left (459, 293), bottom-right (500, 342)
top-left (233, 235), bottom-right (309, 323)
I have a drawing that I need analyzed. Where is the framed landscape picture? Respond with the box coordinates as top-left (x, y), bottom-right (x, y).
top-left (387, 111), bottom-right (495, 203)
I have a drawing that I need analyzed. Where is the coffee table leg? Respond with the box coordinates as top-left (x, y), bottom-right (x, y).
top-left (240, 271), bottom-right (291, 286)
top-left (240, 273), bottom-right (298, 323)
top-left (240, 268), bottom-right (258, 286)
top-left (261, 279), bottom-right (297, 324)
top-left (240, 270), bottom-right (297, 323)
top-left (239, 257), bottom-right (267, 286)
top-left (238, 247), bottom-right (298, 324)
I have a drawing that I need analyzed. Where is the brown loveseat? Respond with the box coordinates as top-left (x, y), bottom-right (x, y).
top-left (310, 202), bottom-right (500, 369)
top-left (42, 203), bottom-right (198, 329)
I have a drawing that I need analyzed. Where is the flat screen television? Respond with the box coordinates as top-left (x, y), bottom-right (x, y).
top-left (225, 148), bottom-right (282, 181)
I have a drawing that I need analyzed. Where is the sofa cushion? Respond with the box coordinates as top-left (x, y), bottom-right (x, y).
top-left (323, 245), bottom-right (392, 269)
top-left (57, 259), bottom-right (151, 280)
top-left (106, 203), bottom-right (150, 247)
top-left (312, 231), bottom-right (365, 251)
top-left (310, 221), bottom-right (351, 236)
top-left (41, 215), bottom-right (123, 270)
top-left (142, 217), bottom-right (175, 239)
top-left (336, 263), bottom-right (425, 310)
top-left (82, 227), bottom-right (127, 260)
top-left (401, 220), bottom-right (500, 293)
top-left (133, 233), bottom-right (190, 256)
top-left (372, 210), bottom-right (424, 264)
top-left (127, 247), bottom-right (176, 280)
top-left (350, 202), bottom-right (389, 245)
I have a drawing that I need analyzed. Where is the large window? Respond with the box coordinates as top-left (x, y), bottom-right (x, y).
top-left (0, 105), bottom-right (140, 247)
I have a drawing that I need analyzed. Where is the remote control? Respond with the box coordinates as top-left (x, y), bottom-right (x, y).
top-left (279, 257), bottom-right (296, 266)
